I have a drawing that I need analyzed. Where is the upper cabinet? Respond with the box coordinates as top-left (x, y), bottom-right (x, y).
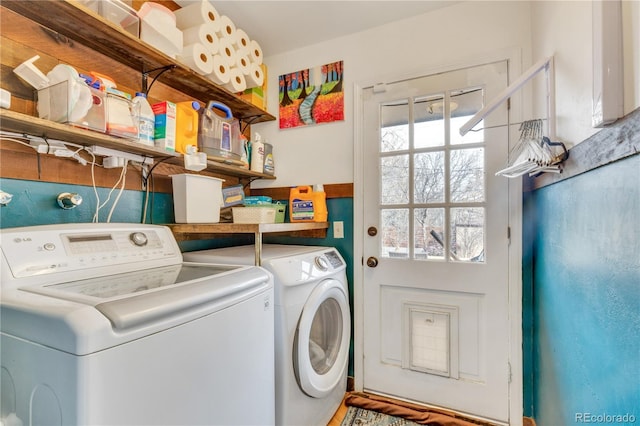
top-left (1, 0), bottom-right (275, 124)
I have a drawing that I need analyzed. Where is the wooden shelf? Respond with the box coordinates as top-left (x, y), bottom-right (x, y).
top-left (168, 222), bottom-right (330, 265)
top-left (168, 222), bottom-right (329, 239)
top-left (0, 109), bottom-right (276, 180)
top-left (1, 0), bottom-right (275, 124)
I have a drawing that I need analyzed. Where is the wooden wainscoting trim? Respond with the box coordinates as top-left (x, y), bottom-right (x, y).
top-left (526, 107), bottom-right (639, 191)
top-left (251, 183), bottom-right (353, 200)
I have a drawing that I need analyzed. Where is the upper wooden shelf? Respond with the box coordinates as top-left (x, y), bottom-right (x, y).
top-left (0, 109), bottom-right (276, 180)
top-left (1, 0), bottom-right (275, 124)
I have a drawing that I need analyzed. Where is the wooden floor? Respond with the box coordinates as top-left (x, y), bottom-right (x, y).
top-left (327, 393), bottom-right (349, 426)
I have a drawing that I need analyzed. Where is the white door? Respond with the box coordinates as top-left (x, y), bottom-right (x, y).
top-left (361, 61), bottom-right (511, 423)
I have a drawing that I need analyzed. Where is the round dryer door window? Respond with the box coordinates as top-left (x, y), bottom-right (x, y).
top-left (295, 278), bottom-right (350, 398)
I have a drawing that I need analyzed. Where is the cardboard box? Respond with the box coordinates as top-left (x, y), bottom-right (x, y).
top-left (153, 101), bottom-right (176, 152)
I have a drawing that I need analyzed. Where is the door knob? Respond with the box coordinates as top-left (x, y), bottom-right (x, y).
top-left (366, 256), bottom-right (379, 268)
top-left (367, 226), bottom-right (377, 236)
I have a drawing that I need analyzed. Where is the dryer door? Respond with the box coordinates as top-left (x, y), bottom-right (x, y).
top-left (294, 278), bottom-right (350, 398)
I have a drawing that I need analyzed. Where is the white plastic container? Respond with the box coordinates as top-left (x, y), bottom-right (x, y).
top-left (171, 174), bottom-right (224, 223)
top-left (232, 206), bottom-right (277, 224)
top-left (132, 92), bottom-right (155, 146)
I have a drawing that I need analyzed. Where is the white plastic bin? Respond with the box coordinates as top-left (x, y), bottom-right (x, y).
top-left (171, 174), bottom-right (224, 223)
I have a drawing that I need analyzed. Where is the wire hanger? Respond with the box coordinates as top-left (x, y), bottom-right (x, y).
top-left (495, 119), bottom-right (568, 178)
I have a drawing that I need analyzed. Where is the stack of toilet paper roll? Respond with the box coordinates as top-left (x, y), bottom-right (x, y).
top-left (173, 0), bottom-right (265, 93)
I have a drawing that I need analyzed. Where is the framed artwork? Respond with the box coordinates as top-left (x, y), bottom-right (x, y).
top-left (278, 60), bottom-right (344, 129)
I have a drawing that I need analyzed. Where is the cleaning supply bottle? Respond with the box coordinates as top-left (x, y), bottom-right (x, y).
top-left (175, 100), bottom-right (200, 154)
top-left (132, 92), bottom-right (155, 147)
top-left (250, 132), bottom-right (265, 173)
top-left (289, 185), bottom-right (328, 222)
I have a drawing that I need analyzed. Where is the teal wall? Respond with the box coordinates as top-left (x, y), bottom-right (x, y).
top-left (0, 178), bottom-right (174, 227)
top-left (523, 155), bottom-right (640, 425)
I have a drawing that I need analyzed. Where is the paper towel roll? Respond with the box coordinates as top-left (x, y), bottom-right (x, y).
top-left (235, 51), bottom-right (251, 74)
top-left (178, 43), bottom-right (214, 75)
top-left (248, 39), bottom-right (263, 65)
top-left (218, 15), bottom-right (236, 39)
top-left (174, 1), bottom-right (220, 31)
top-left (206, 55), bottom-right (231, 85)
top-left (218, 37), bottom-right (237, 67)
top-left (234, 28), bottom-right (251, 50)
top-left (182, 24), bottom-right (219, 54)
top-left (224, 68), bottom-right (247, 93)
top-left (245, 62), bottom-right (265, 89)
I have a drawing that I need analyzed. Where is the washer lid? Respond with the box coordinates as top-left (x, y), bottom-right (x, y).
top-left (2, 264), bottom-right (272, 355)
top-left (295, 279), bottom-right (350, 398)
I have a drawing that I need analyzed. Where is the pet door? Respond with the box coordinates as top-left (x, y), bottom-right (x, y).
top-left (402, 302), bottom-right (459, 378)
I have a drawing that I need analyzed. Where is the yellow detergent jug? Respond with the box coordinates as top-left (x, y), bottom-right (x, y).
top-left (175, 101), bottom-right (200, 154)
top-left (289, 186), bottom-right (328, 222)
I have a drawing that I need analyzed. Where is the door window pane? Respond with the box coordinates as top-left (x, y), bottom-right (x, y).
top-left (414, 95), bottom-right (445, 148)
top-left (381, 209), bottom-right (409, 258)
top-left (381, 101), bottom-right (409, 152)
top-left (414, 152), bottom-right (445, 203)
top-left (414, 208), bottom-right (445, 260)
top-left (381, 155), bottom-right (409, 204)
top-left (451, 88), bottom-right (484, 145)
top-left (450, 207), bottom-right (484, 262)
top-left (450, 148), bottom-right (485, 202)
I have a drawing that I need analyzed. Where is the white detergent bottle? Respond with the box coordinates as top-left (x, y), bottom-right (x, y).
top-left (132, 92), bottom-right (155, 146)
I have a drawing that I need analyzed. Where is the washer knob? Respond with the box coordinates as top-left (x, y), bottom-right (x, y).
top-left (315, 256), bottom-right (329, 271)
top-left (129, 232), bottom-right (148, 246)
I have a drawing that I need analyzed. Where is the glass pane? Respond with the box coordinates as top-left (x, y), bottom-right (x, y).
top-left (450, 148), bottom-right (485, 202)
top-left (381, 101), bottom-right (409, 152)
top-left (450, 207), bottom-right (484, 263)
top-left (381, 155), bottom-right (409, 204)
top-left (381, 209), bottom-right (409, 258)
top-left (414, 94), bottom-right (445, 148)
top-left (414, 208), bottom-right (445, 261)
top-left (309, 298), bottom-right (342, 375)
top-left (451, 88), bottom-right (484, 145)
top-left (414, 152), bottom-right (445, 203)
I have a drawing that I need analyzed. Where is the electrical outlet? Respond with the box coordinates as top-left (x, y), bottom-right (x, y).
top-left (333, 221), bottom-right (344, 239)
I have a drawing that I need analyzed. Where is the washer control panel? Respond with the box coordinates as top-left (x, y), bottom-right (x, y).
top-left (1, 225), bottom-right (180, 280)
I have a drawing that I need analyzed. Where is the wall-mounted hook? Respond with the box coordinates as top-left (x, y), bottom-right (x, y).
top-left (57, 192), bottom-right (82, 209)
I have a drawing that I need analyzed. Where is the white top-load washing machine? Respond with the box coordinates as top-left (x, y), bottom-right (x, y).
top-left (0, 223), bottom-right (275, 426)
top-left (183, 244), bottom-right (350, 426)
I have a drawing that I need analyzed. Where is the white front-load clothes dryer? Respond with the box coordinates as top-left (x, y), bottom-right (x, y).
top-left (183, 244), bottom-right (350, 426)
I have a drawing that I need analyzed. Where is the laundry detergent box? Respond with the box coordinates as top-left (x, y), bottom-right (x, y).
top-left (152, 101), bottom-right (176, 152)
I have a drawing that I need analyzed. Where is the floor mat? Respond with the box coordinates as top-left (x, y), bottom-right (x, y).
top-left (342, 392), bottom-right (487, 426)
top-left (341, 406), bottom-right (421, 426)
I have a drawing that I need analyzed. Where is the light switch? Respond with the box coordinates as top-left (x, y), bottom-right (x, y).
top-left (333, 221), bottom-right (344, 239)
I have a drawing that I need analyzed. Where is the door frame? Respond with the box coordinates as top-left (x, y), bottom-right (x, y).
top-left (353, 48), bottom-right (525, 426)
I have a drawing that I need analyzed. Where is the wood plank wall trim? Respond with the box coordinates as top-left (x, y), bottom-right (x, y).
top-left (526, 107), bottom-right (640, 191)
top-left (251, 183), bottom-right (354, 200)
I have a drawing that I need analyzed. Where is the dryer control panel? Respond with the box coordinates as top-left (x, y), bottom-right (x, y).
top-left (1, 224), bottom-right (181, 283)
